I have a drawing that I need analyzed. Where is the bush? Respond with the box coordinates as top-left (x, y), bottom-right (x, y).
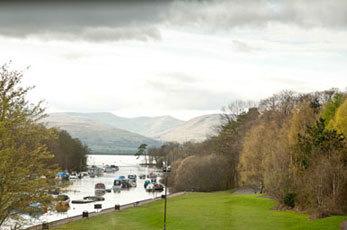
top-left (55, 201), bottom-right (70, 213)
top-left (170, 154), bottom-right (231, 192)
top-left (283, 193), bottom-right (296, 208)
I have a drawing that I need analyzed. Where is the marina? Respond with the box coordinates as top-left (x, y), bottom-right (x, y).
top-left (9, 155), bottom-right (166, 229)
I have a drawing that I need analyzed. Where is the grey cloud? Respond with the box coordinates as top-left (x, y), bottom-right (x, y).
top-left (0, 0), bottom-right (346, 42)
top-left (81, 27), bottom-right (161, 42)
top-left (0, 1), bottom-right (168, 41)
top-left (167, 0), bottom-right (274, 29)
top-left (35, 26), bottom-right (161, 42)
top-left (280, 0), bottom-right (347, 28)
top-left (167, 0), bottom-right (347, 30)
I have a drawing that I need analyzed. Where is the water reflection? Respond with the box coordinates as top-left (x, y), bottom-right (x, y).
top-left (36, 155), bottom-right (165, 224)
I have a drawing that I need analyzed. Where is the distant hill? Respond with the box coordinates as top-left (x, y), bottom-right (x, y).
top-left (44, 112), bottom-right (224, 154)
top-left (58, 112), bottom-right (184, 138)
top-left (126, 116), bottom-right (185, 137)
top-left (43, 113), bottom-right (162, 155)
top-left (155, 114), bottom-right (222, 143)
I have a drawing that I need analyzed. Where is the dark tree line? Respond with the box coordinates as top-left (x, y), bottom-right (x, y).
top-left (47, 129), bottom-right (89, 172)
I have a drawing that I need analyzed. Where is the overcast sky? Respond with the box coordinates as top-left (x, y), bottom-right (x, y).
top-left (0, 0), bottom-right (347, 120)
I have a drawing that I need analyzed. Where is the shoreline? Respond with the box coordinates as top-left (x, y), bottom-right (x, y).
top-left (26, 192), bottom-right (185, 230)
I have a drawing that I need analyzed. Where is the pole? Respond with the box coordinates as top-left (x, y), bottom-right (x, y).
top-left (163, 160), bottom-right (168, 230)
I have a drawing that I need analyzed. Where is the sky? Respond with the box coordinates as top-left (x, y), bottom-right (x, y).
top-left (0, 0), bottom-right (347, 120)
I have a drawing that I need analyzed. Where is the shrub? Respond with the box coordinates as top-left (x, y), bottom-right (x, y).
top-left (283, 193), bottom-right (296, 208)
top-left (55, 201), bottom-right (70, 213)
top-left (170, 154), bottom-right (231, 192)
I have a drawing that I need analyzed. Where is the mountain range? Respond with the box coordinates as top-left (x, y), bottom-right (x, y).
top-left (155, 114), bottom-right (221, 143)
top-left (43, 112), bottom-right (222, 154)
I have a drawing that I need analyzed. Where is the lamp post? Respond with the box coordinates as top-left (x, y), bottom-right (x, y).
top-left (163, 160), bottom-right (168, 230)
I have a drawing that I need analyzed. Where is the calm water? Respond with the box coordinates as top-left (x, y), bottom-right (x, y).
top-left (23, 155), bottom-right (165, 227)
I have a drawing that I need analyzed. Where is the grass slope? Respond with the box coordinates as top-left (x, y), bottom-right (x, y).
top-left (56, 192), bottom-right (346, 230)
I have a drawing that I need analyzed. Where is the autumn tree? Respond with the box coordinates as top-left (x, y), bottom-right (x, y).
top-left (148, 142), bottom-right (180, 168)
top-left (214, 107), bottom-right (259, 188)
top-left (294, 118), bottom-right (346, 214)
top-left (321, 92), bottom-right (344, 126)
top-left (331, 98), bottom-right (347, 137)
top-left (150, 90), bottom-right (347, 215)
top-left (239, 123), bottom-right (265, 192)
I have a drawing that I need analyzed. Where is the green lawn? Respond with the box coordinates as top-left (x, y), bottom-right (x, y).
top-left (56, 192), bottom-right (346, 230)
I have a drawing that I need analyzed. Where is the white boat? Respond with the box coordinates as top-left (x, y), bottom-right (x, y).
top-left (89, 172), bottom-right (96, 178)
top-left (79, 172), bottom-right (88, 178)
top-left (129, 180), bottom-right (137, 187)
top-left (113, 179), bottom-right (122, 192)
top-left (89, 165), bottom-right (104, 177)
top-left (104, 165), bottom-right (119, 173)
top-left (81, 172), bottom-right (89, 177)
top-left (128, 174), bottom-right (137, 182)
top-left (145, 183), bottom-right (155, 192)
top-left (147, 172), bottom-right (157, 179)
top-left (95, 183), bottom-right (106, 196)
top-left (95, 183), bottom-right (106, 191)
top-left (69, 172), bottom-right (79, 180)
top-left (96, 167), bottom-right (104, 176)
top-left (139, 174), bottom-right (146, 179)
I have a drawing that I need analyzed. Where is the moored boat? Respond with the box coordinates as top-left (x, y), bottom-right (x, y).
top-left (118, 175), bottom-right (126, 180)
top-left (121, 179), bottom-right (132, 188)
top-left (145, 182), bottom-right (164, 192)
top-left (154, 183), bottom-right (164, 191)
top-left (56, 171), bottom-right (69, 181)
top-left (95, 183), bottom-right (106, 196)
top-left (129, 180), bottom-right (137, 187)
top-left (113, 178), bottom-right (122, 192)
top-left (71, 199), bottom-right (94, 204)
top-left (104, 164), bottom-right (119, 173)
top-left (83, 196), bottom-right (105, 201)
top-left (128, 174), bottom-right (137, 182)
top-left (139, 174), bottom-right (146, 179)
top-left (111, 165), bottom-right (119, 171)
top-left (80, 172), bottom-right (89, 178)
top-left (113, 176), bottom-right (133, 190)
top-left (144, 180), bottom-right (151, 188)
top-left (145, 183), bottom-right (155, 192)
top-left (147, 172), bottom-right (157, 179)
top-left (95, 183), bottom-right (106, 190)
top-left (69, 172), bottom-right (79, 180)
top-left (88, 165), bottom-right (104, 177)
top-left (71, 195), bottom-right (105, 204)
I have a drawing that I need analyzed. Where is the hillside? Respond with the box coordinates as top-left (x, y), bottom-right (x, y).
top-left (127, 116), bottom-right (184, 137)
top-left (43, 113), bottom-right (162, 154)
top-left (44, 113), bottom-right (223, 153)
top-left (156, 114), bottom-right (222, 143)
top-left (59, 112), bottom-right (184, 138)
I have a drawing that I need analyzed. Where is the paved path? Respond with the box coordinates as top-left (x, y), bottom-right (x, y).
top-left (341, 221), bottom-right (347, 230)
